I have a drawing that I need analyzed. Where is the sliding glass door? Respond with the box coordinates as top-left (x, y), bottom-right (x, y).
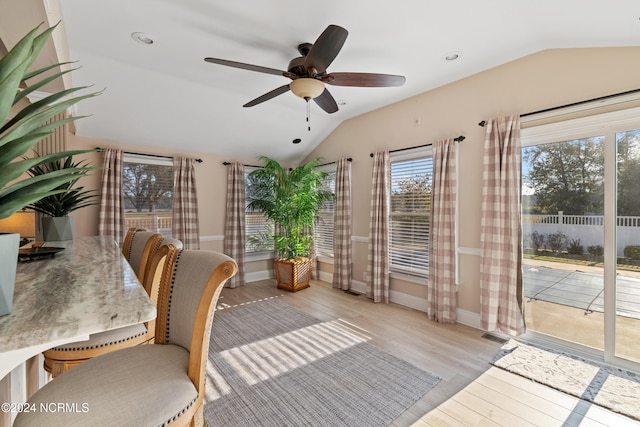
top-left (615, 128), bottom-right (640, 364)
top-left (522, 136), bottom-right (605, 351)
top-left (521, 107), bottom-right (640, 369)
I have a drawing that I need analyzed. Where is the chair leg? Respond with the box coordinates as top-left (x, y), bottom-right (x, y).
top-left (192, 405), bottom-right (204, 427)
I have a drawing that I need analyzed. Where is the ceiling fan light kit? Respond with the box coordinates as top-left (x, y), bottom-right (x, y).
top-left (290, 78), bottom-right (324, 100)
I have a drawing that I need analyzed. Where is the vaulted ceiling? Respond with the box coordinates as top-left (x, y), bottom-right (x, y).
top-left (2, 0), bottom-right (639, 162)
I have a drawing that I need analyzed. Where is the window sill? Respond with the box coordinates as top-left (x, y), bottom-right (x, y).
top-left (317, 255), bottom-right (334, 264)
top-left (390, 271), bottom-right (428, 285)
top-left (245, 251), bottom-right (275, 262)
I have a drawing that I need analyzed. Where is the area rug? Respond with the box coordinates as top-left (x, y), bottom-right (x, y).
top-left (492, 339), bottom-right (640, 421)
top-left (203, 299), bottom-right (441, 426)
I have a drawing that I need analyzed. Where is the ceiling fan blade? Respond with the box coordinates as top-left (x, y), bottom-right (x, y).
top-left (304, 25), bottom-right (348, 75)
top-left (313, 88), bottom-right (338, 114)
top-left (204, 57), bottom-right (287, 77)
top-left (323, 72), bottom-right (406, 87)
top-left (243, 85), bottom-right (291, 107)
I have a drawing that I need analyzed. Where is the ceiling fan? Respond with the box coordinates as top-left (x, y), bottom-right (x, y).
top-left (204, 25), bottom-right (406, 114)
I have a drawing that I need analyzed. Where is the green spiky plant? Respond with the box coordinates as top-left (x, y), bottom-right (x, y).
top-left (27, 154), bottom-right (99, 217)
top-left (0, 23), bottom-right (100, 220)
top-left (247, 156), bottom-right (333, 260)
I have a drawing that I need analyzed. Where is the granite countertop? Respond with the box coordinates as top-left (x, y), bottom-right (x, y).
top-left (0, 236), bottom-right (156, 353)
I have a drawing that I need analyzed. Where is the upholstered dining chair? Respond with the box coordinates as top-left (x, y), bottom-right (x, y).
top-left (121, 227), bottom-right (144, 257)
top-left (42, 230), bottom-right (166, 377)
top-left (148, 236), bottom-right (184, 272)
top-left (16, 246), bottom-right (237, 427)
top-left (121, 228), bottom-right (164, 281)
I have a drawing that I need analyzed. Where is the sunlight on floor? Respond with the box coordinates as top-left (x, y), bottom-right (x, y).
top-left (205, 317), bottom-right (372, 402)
top-left (215, 295), bottom-right (285, 311)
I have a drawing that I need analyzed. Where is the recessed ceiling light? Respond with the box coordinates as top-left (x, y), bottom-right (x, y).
top-left (131, 32), bottom-right (154, 45)
top-left (444, 51), bottom-right (461, 61)
top-left (292, 138), bottom-right (301, 144)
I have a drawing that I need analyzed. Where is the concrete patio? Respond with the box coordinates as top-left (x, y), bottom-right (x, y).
top-left (523, 265), bottom-right (640, 319)
top-left (523, 259), bottom-right (640, 364)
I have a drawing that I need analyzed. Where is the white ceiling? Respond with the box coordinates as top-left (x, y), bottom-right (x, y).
top-left (44, 1), bottom-right (640, 162)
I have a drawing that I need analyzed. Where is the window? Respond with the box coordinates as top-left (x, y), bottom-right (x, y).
top-left (122, 154), bottom-right (174, 237)
top-left (244, 167), bottom-right (273, 253)
top-left (389, 154), bottom-right (433, 276)
top-left (314, 167), bottom-right (336, 258)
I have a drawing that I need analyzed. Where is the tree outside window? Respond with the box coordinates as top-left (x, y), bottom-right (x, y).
top-left (122, 157), bottom-right (174, 236)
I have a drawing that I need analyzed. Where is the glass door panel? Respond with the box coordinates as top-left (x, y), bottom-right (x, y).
top-left (522, 136), bottom-right (605, 350)
top-left (615, 129), bottom-right (640, 363)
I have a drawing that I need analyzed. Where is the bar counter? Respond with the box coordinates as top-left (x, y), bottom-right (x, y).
top-left (0, 236), bottom-right (156, 406)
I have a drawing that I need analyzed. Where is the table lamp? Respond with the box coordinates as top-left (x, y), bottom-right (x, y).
top-left (0, 211), bottom-right (36, 246)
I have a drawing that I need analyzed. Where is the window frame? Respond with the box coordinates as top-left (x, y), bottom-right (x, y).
top-left (244, 166), bottom-right (275, 260)
top-left (389, 147), bottom-right (433, 280)
top-left (122, 153), bottom-right (174, 238)
top-left (313, 164), bottom-right (337, 260)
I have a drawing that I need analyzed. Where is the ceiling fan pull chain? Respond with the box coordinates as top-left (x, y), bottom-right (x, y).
top-left (307, 100), bottom-right (311, 131)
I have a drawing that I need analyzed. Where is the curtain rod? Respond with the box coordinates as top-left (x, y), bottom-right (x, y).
top-left (96, 147), bottom-right (203, 163)
top-left (223, 158), bottom-right (352, 168)
top-left (318, 157), bottom-right (352, 167)
top-left (222, 161), bottom-right (261, 168)
top-left (478, 87), bottom-right (640, 127)
top-left (369, 135), bottom-right (465, 157)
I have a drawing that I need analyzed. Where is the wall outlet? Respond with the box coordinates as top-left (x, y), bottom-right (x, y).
top-left (362, 272), bottom-right (367, 281)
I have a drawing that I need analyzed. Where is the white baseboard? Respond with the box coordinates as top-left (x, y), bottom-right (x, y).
top-left (350, 280), bottom-right (481, 329)
top-left (455, 308), bottom-right (482, 329)
top-left (243, 270), bottom-right (334, 285)
top-left (350, 279), bottom-right (367, 294)
top-left (245, 269), bottom-right (273, 283)
top-left (317, 270), bottom-right (333, 283)
top-left (245, 274), bottom-right (483, 330)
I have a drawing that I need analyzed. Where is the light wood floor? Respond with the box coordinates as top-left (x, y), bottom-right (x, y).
top-left (216, 279), bottom-right (640, 427)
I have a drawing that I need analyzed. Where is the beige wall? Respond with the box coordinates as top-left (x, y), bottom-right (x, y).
top-left (56, 46), bottom-right (640, 321)
top-left (304, 47), bottom-right (640, 319)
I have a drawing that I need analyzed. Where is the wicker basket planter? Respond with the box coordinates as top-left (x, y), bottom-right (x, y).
top-left (274, 257), bottom-right (312, 292)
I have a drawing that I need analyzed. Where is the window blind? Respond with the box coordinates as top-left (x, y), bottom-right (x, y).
top-left (244, 167), bottom-right (273, 253)
top-left (390, 156), bottom-right (433, 276)
top-left (314, 169), bottom-right (336, 257)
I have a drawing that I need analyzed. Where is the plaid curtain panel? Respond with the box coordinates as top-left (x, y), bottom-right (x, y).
top-left (98, 148), bottom-right (126, 245)
top-left (480, 115), bottom-right (525, 335)
top-left (172, 157), bottom-right (200, 249)
top-left (367, 151), bottom-right (390, 303)
top-left (223, 162), bottom-right (246, 288)
top-left (332, 158), bottom-right (352, 290)
top-left (428, 138), bottom-right (458, 323)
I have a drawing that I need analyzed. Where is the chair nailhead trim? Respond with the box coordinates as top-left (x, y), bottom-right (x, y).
top-left (52, 330), bottom-right (146, 351)
top-left (165, 251), bottom-right (181, 343)
top-left (161, 396), bottom-right (197, 427)
top-left (126, 229), bottom-right (140, 261)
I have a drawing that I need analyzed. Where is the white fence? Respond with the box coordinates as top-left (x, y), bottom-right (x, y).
top-left (523, 212), bottom-right (640, 256)
top-left (125, 214), bottom-right (172, 238)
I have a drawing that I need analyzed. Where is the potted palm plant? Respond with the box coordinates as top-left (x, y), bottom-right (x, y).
top-left (0, 24), bottom-right (100, 316)
top-left (247, 156), bottom-right (333, 291)
top-left (27, 153), bottom-right (99, 241)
